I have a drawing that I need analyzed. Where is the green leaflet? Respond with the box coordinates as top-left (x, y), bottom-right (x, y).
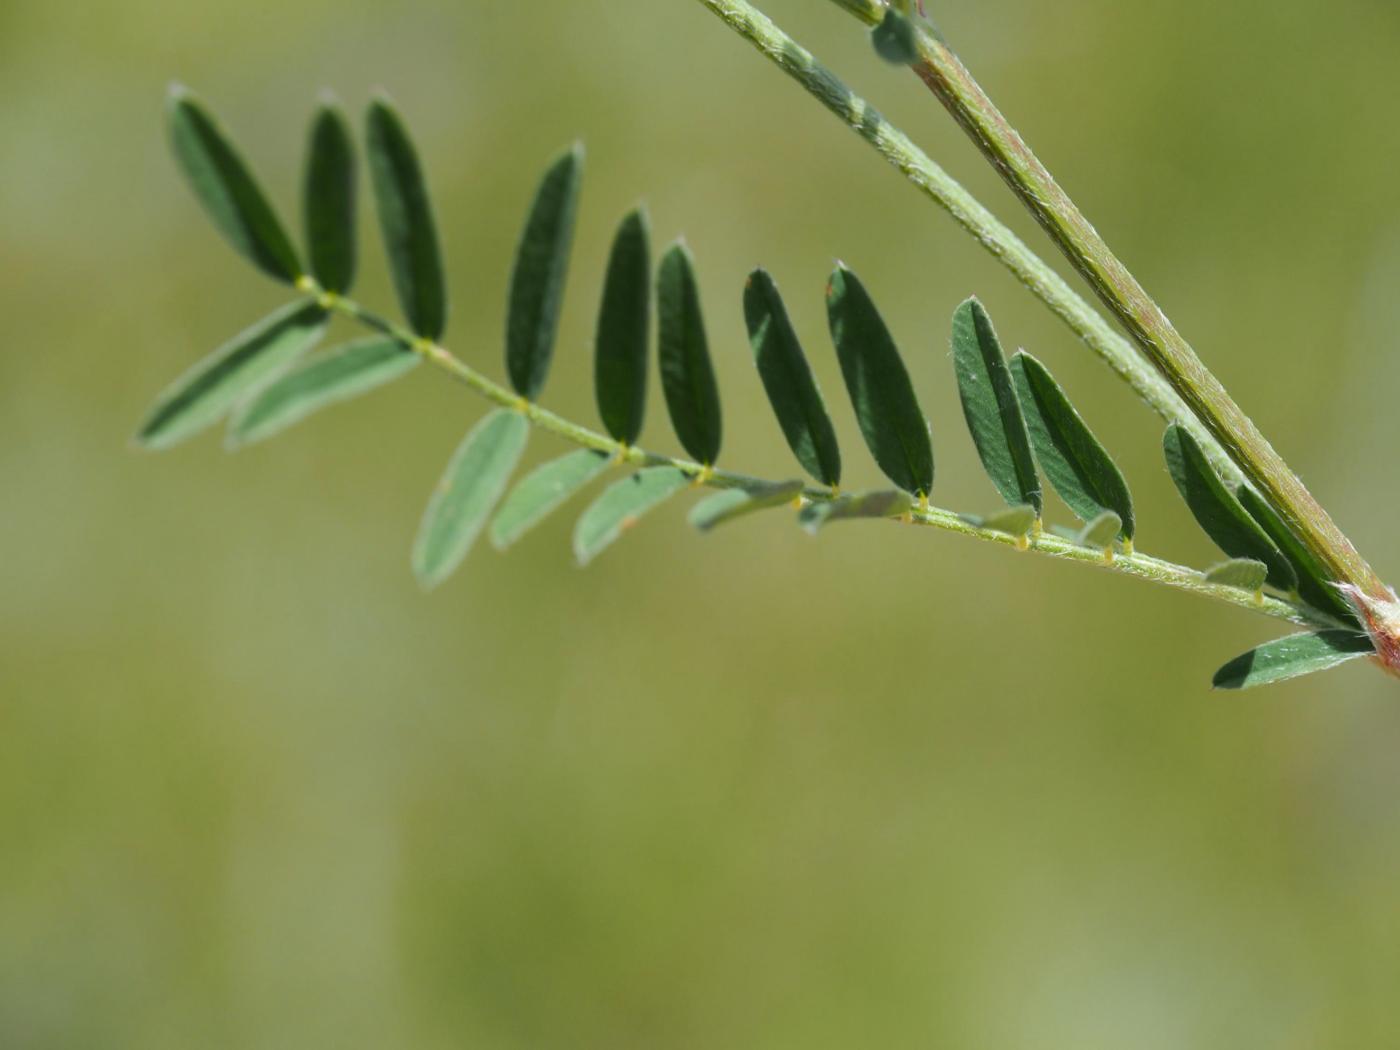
top-left (962, 504), bottom-right (1037, 538)
top-left (1077, 510), bottom-right (1122, 550)
top-left (1213, 630), bottom-right (1374, 690)
top-left (689, 479), bottom-right (805, 533)
top-left (167, 86), bottom-right (302, 284)
top-left (136, 300), bottom-right (327, 450)
top-left (366, 96), bottom-right (447, 341)
top-left (745, 269), bottom-right (842, 487)
top-left (574, 466), bottom-right (691, 566)
top-left (595, 208), bottom-right (651, 446)
top-left (1010, 351), bottom-right (1134, 540)
top-left (951, 298), bottom-right (1040, 513)
top-left (413, 410), bottom-right (530, 588)
top-left (303, 100), bottom-right (357, 294)
top-left (825, 266), bottom-right (934, 497)
top-left (507, 144), bottom-right (584, 400)
top-left (871, 9), bottom-right (920, 65)
top-left (657, 243), bottom-right (722, 465)
top-left (228, 337), bottom-right (418, 448)
top-left (1163, 425), bottom-right (1296, 592)
top-left (490, 449), bottom-right (612, 551)
top-left (1205, 559), bottom-right (1269, 593)
top-left (1236, 485), bottom-right (1355, 622)
top-left (799, 489), bottom-right (912, 534)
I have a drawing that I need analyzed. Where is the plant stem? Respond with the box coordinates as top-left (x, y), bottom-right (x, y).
top-left (822, 0), bottom-right (1387, 606)
top-left (319, 286), bottom-right (1337, 631)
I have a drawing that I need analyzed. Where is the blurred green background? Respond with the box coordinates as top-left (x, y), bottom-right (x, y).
top-left (6, 0), bottom-right (1400, 1045)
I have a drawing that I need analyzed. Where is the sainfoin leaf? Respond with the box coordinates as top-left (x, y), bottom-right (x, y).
top-left (413, 410), bottom-right (530, 588)
top-left (951, 297), bottom-right (1040, 513)
top-left (1163, 425), bottom-right (1296, 592)
top-left (657, 243), bottom-right (722, 465)
top-left (137, 299), bottom-right (327, 450)
top-left (744, 269), bottom-right (841, 487)
top-left (1077, 510), bottom-right (1122, 550)
top-left (228, 337), bottom-right (418, 447)
top-left (366, 96), bottom-right (447, 341)
top-left (595, 208), bottom-right (651, 446)
top-left (800, 490), bottom-right (911, 533)
top-left (1212, 630), bottom-right (1374, 690)
top-left (1205, 559), bottom-right (1269, 592)
top-left (1010, 351), bottom-right (1133, 539)
top-left (574, 466), bottom-right (691, 566)
top-left (1236, 484), bottom-right (1355, 622)
top-left (825, 265), bottom-right (933, 497)
top-left (490, 449), bottom-right (611, 551)
top-left (689, 479), bottom-right (804, 533)
top-left (303, 99), bottom-right (357, 294)
top-left (963, 504), bottom-right (1037, 538)
top-left (167, 86), bottom-right (302, 284)
top-left (507, 144), bottom-right (583, 400)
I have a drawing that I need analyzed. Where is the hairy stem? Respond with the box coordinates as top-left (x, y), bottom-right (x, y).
top-left (316, 284), bottom-right (1337, 631)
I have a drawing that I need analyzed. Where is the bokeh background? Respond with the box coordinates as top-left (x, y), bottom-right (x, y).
top-left (6, 0), bottom-right (1400, 1045)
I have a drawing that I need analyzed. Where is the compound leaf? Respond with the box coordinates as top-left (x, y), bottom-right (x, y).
top-left (507, 143), bottom-right (584, 400)
top-left (1163, 424), bottom-right (1296, 592)
top-left (744, 269), bottom-right (841, 487)
top-left (137, 299), bottom-right (327, 450)
top-left (167, 85), bottom-right (302, 284)
top-left (366, 95), bottom-right (447, 341)
top-left (1213, 630), bottom-right (1374, 690)
top-left (799, 489), bottom-right (911, 534)
top-left (413, 410), bottom-right (529, 588)
top-left (689, 479), bottom-right (805, 533)
top-left (490, 448), bottom-right (611, 551)
top-left (951, 297), bottom-right (1040, 513)
top-left (229, 337), bottom-right (417, 447)
top-left (1236, 484), bottom-right (1356, 622)
top-left (574, 466), bottom-right (691, 566)
top-left (303, 99), bottom-right (357, 294)
top-left (1010, 351), bottom-right (1133, 539)
top-left (657, 243), bottom-right (722, 464)
top-left (826, 265), bottom-right (933, 497)
top-left (594, 207), bottom-right (651, 445)
top-left (1205, 559), bottom-right (1269, 593)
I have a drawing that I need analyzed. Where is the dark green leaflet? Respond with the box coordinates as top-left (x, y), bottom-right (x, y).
top-left (1204, 559), bottom-right (1268, 593)
top-left (871, 9), bottom-right (920, 64)
top-left (490, 449), bottom-right (612, 551)
top-left (1213, 630), bottom-right (1374, 690)
top-left (303, 100), bottom-right (357, 294)
top-left (574, 467), bottom-right (691, 565)
top-left (1076, 510), bottom-right (1122, 550)
top-left (825, 266), bottom-right (933, 497)
top-left (951, 298), bottom-right (1040, 513)
top-left (595, 208), bottom-right (652, 446)
top-left (137, 300), bottom-right (327, 450)
top-left (366, 96), bottom-right (447, 341)
top-left (1236, 485), bottom-right (1355, 622)
top-left (507, 144), bottom-right (584, 400)
top-left (689, 479), bottom-right (805, 533)
top-left (1010, 351), bottom-right (1133, 540)
top-left (1162, 425), bottom-right (1296, 592)
top-left (167, 86), bottom-right (302, 284)
top-left (962, 504), bottom-right (1037, 538)
top-left (799, 490), bottom-right (912, 533)
top-left (228, 337), bottom-right (417, 447)
top-left (744, 269), bottom-right (841, 487)
top-left (657, 243), bottom-right (722, 465)
top-left (413, 410), bottom-right (530, 588)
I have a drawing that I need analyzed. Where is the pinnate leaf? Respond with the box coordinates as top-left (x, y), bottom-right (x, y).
top-left (228, 337), bottom-right (417, 448)
top-left (799, 490), bottom-right (912, 534)
top-left (490, 449), bottom-right (611, 551)
top-left (1213, 630), bottom-right (1373, 690)
top-left (303, 100), bottom-right (357, 294)
top-left (745, 269), bottom-right (841, 487)
top-left (167, 86), bottom-right (302, 284)
top-left (366, 96), bottom-right (447, 341)
top-left (508, 144), bottom-right (584, 400)
top-left (1236, 485), bottom-right (1355, 622)
top-left (413, 410), bottom-right (530, 588)
top-left (826, 265), bottom-right (933, 497)
top-left (658, 243), bottom-right (722, 464)
top-left (595, 208), bottom-right (652, 446)
top-left (951, 298), bottom-right (1040, 513)
top-left (689, 479), bottom-right (805, 533)
top-left (574, 467), bottom-right (691, 566)
top-left (137, 300), bottom-right (327, 450)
